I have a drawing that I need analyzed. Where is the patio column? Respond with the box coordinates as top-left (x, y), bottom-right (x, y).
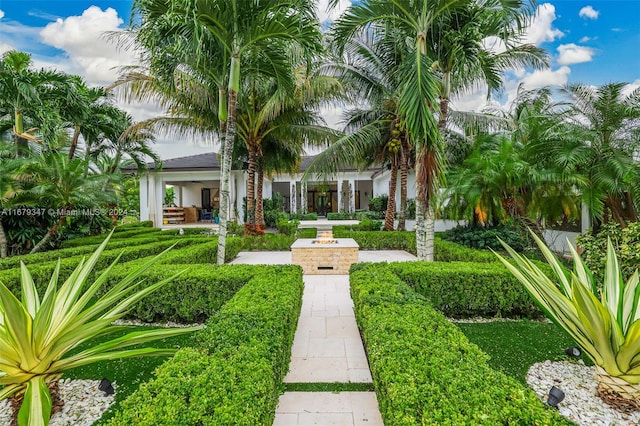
top-left (300, 181), bottom-right (307, 214)
top-left (148, 173), bottom-right (158, 227)
top-left (177, 185), bottom-right (183, 206)
top-left (349, 179), bottom-right (356, 213)
top-left (290, 181), bottom-right (297, 213)
top-left (337, 179), bottom-right (343, 213)
top-left (139, 174), bottom-right (149, 221)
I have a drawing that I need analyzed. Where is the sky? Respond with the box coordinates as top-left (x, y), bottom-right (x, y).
top-left (1, 0), bottom-right (639, 159)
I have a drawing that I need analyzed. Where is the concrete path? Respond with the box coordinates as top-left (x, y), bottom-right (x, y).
top-left (231, 249), bottom-right (416, 426)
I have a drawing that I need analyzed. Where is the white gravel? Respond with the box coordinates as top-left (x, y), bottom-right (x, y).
top-left (0, 379), bottom-right (115, 426)
top-left (527, 360), bottom-right (640, 425)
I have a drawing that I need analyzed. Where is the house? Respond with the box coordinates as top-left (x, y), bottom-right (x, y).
top-left (137, 152), bottom-right (407, 226)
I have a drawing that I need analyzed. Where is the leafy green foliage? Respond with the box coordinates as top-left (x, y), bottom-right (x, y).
top-left (326, 212), bottom-right (353, 220)
top-left (349, 263), bottom-right (571, 425)
top-left (108, 266), bottom-right (304, 426)
top-left (366, 195), bottom-right (387, 216)
top-left (276, 217), bottom-right (298, 236)
top-left (441, 223), bottom-right (532, 252)
top-left (576, 221), bottom-right (640, 279)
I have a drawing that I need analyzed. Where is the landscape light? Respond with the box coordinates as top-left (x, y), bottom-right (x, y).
top-left (564, 346), bottom-right (582, 357)
top-left (98, 378), bottom-right (115, 395)
top-left (546, 386), bottom-right (565, 408)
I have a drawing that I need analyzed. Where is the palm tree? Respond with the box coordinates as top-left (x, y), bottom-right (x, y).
top-left (559, 83), bottom-right (640, 228)
top-left (304, 31), bottom-right (413, 231)
top-left (0, 142), bottom-right (24, 257)
top-left (123, 0), bottom-right (321, 263)
top-left (18, 153), bottom-right (114, 253)
top-left (236, 61), bottom-right (342, 229)
top-left (0, 50), bottom-right (71, 153)
top-left (330, 0), bottom-right (451, 260)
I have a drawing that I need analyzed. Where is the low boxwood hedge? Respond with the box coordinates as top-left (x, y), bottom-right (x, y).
top-left (387, 262), bottom-right (543, 318)
top-left (61, 227), bottom-right (171, 248)
top-left (0, 235), bottom-right (201, 270)
top-left (349, 264), bottom-right (571, 425)
top-left (107, 265), bottom-right (303, 425)
top-left (0, 238), bottom-right (212, 294)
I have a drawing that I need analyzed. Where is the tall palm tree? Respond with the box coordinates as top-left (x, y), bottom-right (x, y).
top-left (330, 0), bottom-right (452, 259)
top-left (236, 61), bottom-right (342, 229)
top-left (123, 0), bottom-right (322, 263)
top-left (304, 31), bottom-right (413, 231)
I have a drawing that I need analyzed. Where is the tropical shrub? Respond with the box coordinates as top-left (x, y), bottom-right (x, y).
top-left (496, 232), bottom-right (640, 412)
top-left (441, 223), bottom-right (531, 252)
top-left (367, 195), bottom-right (387, 217)
top-left (276, 218), bottom-right (298, 236)
top-left (326, 212), bottom-right (353, 220)
top-left (349, 264), bottom-right (570, 425)
top-left (0, 234), bottom-right (201, 425)
top-left (290, 212), bottom-right (318, 221)
top-left (576, 221), bottom-right (640, 279)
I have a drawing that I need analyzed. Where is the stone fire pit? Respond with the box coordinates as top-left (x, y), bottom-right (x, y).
top-left (291, 235), bottom-right (359, 275)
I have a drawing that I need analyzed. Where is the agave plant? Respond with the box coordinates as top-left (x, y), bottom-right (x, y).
top-left (495, 232), bottom-right (640, 413)
top-left (0, 233), bottom-right (203, 425)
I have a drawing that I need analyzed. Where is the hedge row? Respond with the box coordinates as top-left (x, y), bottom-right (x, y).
top-left (0, 235), bottom-right (201, 270)
top-left (385, 262), bottom-right (543, 318)
top-left (349, 264), bottom-right (571, 425)
top-left (331, 229), bottom-right (497, 262)
top-left (0, 238), bottom-right (212, 294)
top-left (108, 265), bottom-right (304, 425)
top-left (61, 227), bottom-right (171, 248)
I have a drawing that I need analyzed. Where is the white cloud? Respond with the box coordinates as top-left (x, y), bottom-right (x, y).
top-left (557, 43), bottom-right (596, 65)
top-left (39, 6), bottom-right (137, 85)
top-left (622, 80), bottom-right (640, 97)
top-left (453, 87), bottom-right (492, 113)
top-left (579, 6), bottom-right (599, 20)
top-left (523, 3), bottom-right (565, 45)
top-left (316, 0), bottom-right (351, 24)
top-left (522, 66), bottom-right (571, 89)
top-left (579, 36), bottom-right (591, 43)
top-left (0, 10), bottom-right (5, 20)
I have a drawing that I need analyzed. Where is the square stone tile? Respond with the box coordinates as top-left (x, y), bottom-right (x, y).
top-left (326, 317), bottom-right (360, 338)
top-left (284, 357), bottom-right (350, 382)
top-left (272, 413), bottom-right (298, 426)
top-left (297, 413), bottom-right (354, 425)
top-left (348, 368), bottom-right (373, 383)
top-left (307, 337), bottom-right (345, 357)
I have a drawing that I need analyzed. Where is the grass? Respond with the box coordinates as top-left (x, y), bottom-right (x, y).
top-left (456, 320), bottom-right (593, 384)
top-left (63, 325), bottom-right (199, 424)
top-left (285, 382), bottom-right (374, 392)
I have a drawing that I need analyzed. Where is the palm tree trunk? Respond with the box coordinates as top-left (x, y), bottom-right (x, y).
top-left (383, 157), bottom-right (398, 231)
top-left (397, 145), bottom-right (408, 231)
top-left (245, 146), bottom-right (257, 228)
top-left (68, 125), bottom-right (81, 159)
top-left (255, 160), bottom-right (266, 228)
top-left (14, 109), bottom-right (28, 156)
top-left (0, 218), bottom-right (8, 258)
top-left (30, 219), bottom-right (63, 254)
top-left (217, 56), bottom-right (240, 266)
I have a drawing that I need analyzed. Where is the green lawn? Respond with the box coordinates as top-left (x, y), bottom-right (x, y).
top-left (456, 320), bottom-right (593, 384)
top-left (63, 326), bottom-right (199, 423)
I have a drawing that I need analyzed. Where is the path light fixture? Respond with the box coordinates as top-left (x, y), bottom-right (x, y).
top-left (98, 378), bottom-right (115, 395)
top-left (546, 386), bottom-right (565, 408)
top-left (564, 346), bottom-right (582, 357)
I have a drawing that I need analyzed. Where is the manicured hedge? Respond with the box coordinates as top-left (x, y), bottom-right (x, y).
top-left (331, 229), bottom-right (497, 262)
top-left (61, 228), bottom-right (172, 248)
top-left (327, 212), bottom-right (354, 220)
top-left (0, 235), bottom-right (200, 270)
top-left (349, 264), bottom-right (572, 425)
top-left (0, 238), bottom-right (212, 294)
top-left (387, 262), bottom-right (543, 318)
top-left (102, 263), bottom-right (256, 323)
top-left (108, 265), bottom-right (304, 425)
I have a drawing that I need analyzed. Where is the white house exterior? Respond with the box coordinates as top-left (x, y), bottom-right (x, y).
top-left (137, 152), bottom-right (411, 226)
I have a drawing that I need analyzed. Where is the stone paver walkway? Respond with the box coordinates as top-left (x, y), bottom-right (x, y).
top-left (231, 249), bottom-right (416, 426)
